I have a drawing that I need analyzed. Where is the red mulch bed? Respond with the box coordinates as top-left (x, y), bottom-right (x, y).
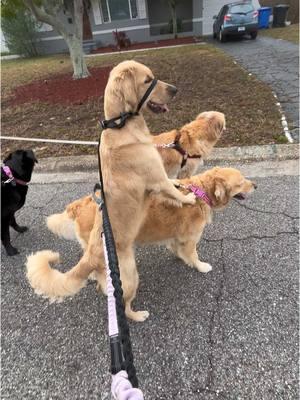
top-left (91, 36), bottom-right (201, 54)
top-left (10, 66), bottom-right (112, 106)
top-left (9, 38), bottom-right (201, 106)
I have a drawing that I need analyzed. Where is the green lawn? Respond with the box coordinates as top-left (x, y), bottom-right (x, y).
top-left (260, 23), bottom-right (299, 44)
top-left (1, 44), bottom-right (284, 158)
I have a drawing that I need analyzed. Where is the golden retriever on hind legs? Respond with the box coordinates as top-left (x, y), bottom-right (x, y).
top-left (27, 60), bottom-right (195, 322)
top-left (26, 168), bottom-right (257, 321)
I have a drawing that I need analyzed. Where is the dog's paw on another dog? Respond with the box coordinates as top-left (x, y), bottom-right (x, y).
top-left (184, 192), bottom-right (197, 205)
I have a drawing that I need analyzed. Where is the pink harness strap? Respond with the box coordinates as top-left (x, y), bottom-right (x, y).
top-left (2, 165), bottom-right (28, 186)
top-left (185, 184), bottom-right (212, 207)
top-left (176, 182), bottom-right (212, 206)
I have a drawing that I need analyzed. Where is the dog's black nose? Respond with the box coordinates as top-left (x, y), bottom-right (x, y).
top-left (167, 85), bottom-right (177, 96)
top-left (253, 183), bottom-right (257, 189)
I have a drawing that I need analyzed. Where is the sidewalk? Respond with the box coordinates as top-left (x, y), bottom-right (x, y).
top-left (33, 143), bottom-right (299, 175)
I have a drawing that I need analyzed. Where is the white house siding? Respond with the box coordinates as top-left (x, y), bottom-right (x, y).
top-left (202, 0), bottom-right (261, 35)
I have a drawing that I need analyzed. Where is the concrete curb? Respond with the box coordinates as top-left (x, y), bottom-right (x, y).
top-left (34, 144), bottom-right (299, 174)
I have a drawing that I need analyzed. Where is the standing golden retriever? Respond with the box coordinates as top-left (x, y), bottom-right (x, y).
top-left (26, 168), bottom-right (257, 321)
top-left (26, 60), bottom-right (195, 322)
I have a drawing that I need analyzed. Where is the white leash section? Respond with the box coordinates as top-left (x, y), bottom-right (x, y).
top-left (0, 136), bottom-right (98, 146)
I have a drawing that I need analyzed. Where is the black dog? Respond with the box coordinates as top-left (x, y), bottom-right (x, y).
top-left (1, 150), bottom-right (38, 256)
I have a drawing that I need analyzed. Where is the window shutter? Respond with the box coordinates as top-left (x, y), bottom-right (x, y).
top-left (91, 0), bottom-right (102, 25)
top-left (137, 0), bottom-right (147, 19)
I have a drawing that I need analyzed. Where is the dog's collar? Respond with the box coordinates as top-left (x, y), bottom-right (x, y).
top-left (178, 183), bottom-right (212, 207)
top-left (155, 132), bottom-right (202, 168)
top-left (1, 165), bottom-right (28, 186)
top-left (100, 79), bottom-right (158, 130)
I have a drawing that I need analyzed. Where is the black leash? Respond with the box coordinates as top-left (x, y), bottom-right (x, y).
top-left (94, 134), bottom-right (139, 387)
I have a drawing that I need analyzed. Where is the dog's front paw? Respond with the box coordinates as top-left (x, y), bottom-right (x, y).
top-left (183, 192), bottom-right (196, 205)
top-left (126, 310), bottom-right (150, 322)
top-left (133, 310), bottom-right (150, 322)
top-left (195, 261), bottom-right (212, 273)
top-left (6, 246), bottom-right (19, 256)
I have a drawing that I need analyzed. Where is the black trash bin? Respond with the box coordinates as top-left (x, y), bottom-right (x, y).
top-left (273, 4), bottom-right (289, 27)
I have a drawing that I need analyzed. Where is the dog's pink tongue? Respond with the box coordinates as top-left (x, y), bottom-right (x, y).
top-left (162, 104), bottom-right (169, 112)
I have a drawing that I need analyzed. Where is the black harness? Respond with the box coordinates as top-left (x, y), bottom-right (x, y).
top-left (100, 79), bottom-right (158, 130)
top-left (172, 132), bottom-right (202, 168)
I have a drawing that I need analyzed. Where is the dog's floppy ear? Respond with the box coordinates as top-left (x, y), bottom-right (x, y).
top-left (197, 111), bottom-right (225, 137)
top-left (214, 178), bottom-right (226, 200)
top-left (114, 67), bottom-right (138, 111)
top-left (213, 175), bottom-right (229, 205)
top-left (211, 113), bottom-right (225, 135)
top-left (25, 150), bottom-right (38, 163)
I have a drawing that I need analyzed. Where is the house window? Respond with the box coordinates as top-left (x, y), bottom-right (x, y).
top-left (129, 0), bottom-right (138, 19)
top-left (100, 0), bottom-right (138, 22)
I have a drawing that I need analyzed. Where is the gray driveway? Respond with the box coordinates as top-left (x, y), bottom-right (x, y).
top-left (1, 160), bottom-right (299, 400)
top-left (210, 36), bottom-right (299, 142)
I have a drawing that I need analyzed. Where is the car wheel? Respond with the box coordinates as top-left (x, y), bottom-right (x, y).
top-left (250, 31), bottom-right (257, 40)
top-left (218, 29), bottom-right (227, 43)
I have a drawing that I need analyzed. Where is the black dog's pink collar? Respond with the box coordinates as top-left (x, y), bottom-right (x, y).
top-left (1, 165), bottom-right (28, 186)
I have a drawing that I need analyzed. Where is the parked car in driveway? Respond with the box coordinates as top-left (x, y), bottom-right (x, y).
top-left (213, 2), bottom-right (259, 42)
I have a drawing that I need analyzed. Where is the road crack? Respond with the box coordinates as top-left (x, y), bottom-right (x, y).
top-left (233, 199), bottom-right (299, 221)
top-left (203, 230), bottom-right (298, 243)
top-left (197, 239), bottom-right (228, 398)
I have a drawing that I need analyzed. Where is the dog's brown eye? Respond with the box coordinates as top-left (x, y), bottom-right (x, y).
top-left (144, 77), bottom-right (152, 84)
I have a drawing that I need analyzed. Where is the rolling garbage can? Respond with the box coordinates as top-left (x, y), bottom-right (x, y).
top-left (258, 7), bottom-right (272, 29)
top-left (273, 4), bottom-right (289, 27)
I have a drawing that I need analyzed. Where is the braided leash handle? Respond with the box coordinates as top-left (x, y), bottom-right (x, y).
top-left (101, 203), bottom-right (139, 387)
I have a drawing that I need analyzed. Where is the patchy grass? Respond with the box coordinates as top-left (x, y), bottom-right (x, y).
top-left (260, 23), bottom-right (299, 44)
top-left (1, 44), bottom-right (283, 158)
top-left (273, 134), bottom-right (289, 144)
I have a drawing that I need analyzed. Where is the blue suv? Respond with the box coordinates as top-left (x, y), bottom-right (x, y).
top-left (213, 2), bottom-right (259, 42)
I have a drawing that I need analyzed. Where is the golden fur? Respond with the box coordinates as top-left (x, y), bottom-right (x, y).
top-left (27, 60), bottom-right (196, 322)
top-left (26, 168), bottom-right (256, 321)
top-left (153, 110), bottom-right (225, 178)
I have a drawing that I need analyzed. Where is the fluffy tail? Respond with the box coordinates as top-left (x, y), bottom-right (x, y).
top-left (46, 211), bottom-right (76, 240)
top-left (26, 250), bottom-right (90, 301)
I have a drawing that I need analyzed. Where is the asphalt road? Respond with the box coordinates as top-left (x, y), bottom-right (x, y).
top-left (1, 160), bottom-right (299, 400)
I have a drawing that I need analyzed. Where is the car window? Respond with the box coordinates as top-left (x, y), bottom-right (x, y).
top-left (229, 4), bottom-right (254, 14)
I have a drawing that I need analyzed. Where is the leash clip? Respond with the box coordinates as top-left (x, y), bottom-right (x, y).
top-left (3, 177), bottom-right (14, 185)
